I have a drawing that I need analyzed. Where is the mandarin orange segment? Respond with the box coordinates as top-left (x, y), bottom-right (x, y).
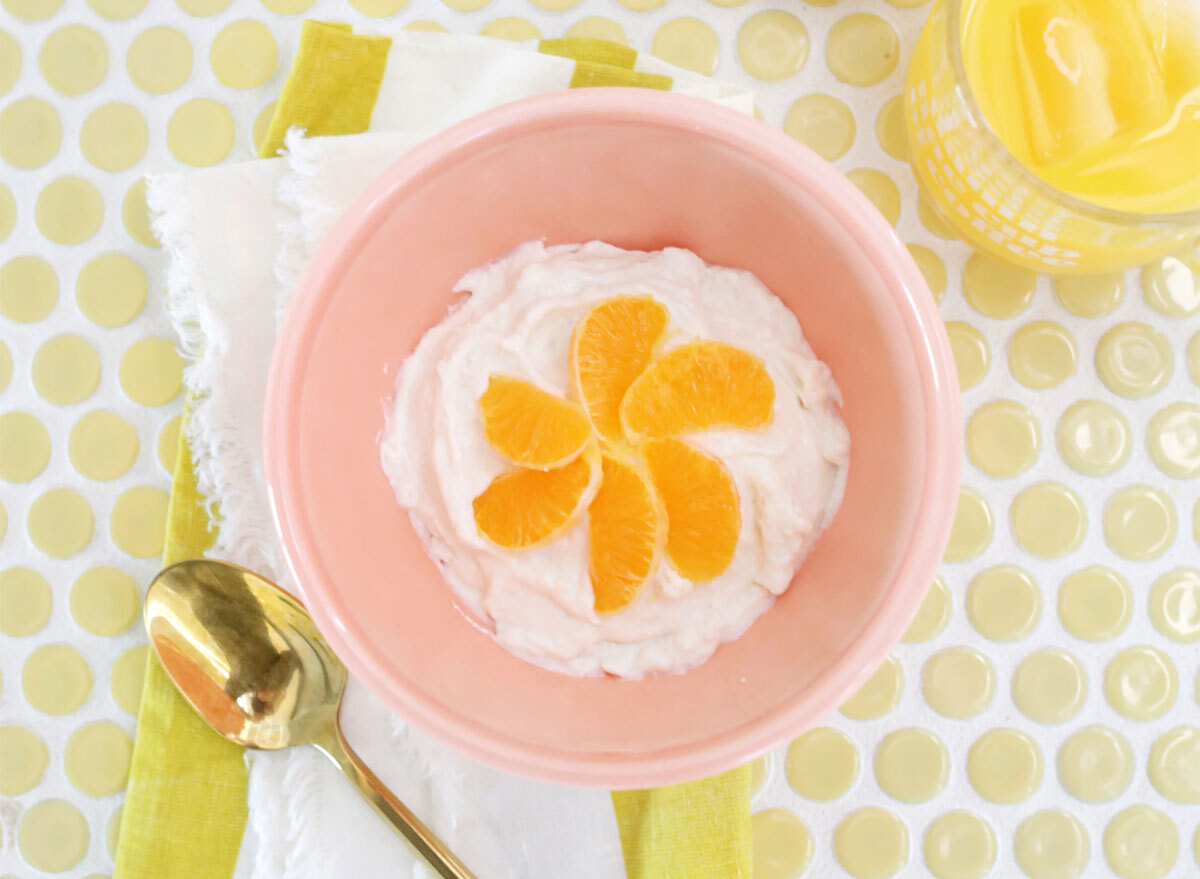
top-left (619, 341), bottom-right (775, 441)
top-left (473, 445), bottom-right (600, 550)
top-left (569, 295), bottom-right (670, 442)
top-left (588, 453), bottom-right (666, 614)
top-left (642, 438), bottom-right (741, 582)
top-left (480, 374), bottom-right (593, 469)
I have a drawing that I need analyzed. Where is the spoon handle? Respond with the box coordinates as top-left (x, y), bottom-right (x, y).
top-left (315, 723), bottom-right (479, 879)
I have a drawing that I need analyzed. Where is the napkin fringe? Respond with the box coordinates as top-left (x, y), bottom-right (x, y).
top-left (274, 127), bottom-right (334, 328)
top-left (148, 173), bottom-right (282, 577)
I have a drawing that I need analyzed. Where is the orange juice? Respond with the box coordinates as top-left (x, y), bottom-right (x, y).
top-left (963, 0), bottom-right (1200, 215)
top-left (905, 0), bottom-right (1200, 273)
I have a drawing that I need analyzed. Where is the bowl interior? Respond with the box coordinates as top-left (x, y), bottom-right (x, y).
top-left (268, 92), bottom-right (957, 787)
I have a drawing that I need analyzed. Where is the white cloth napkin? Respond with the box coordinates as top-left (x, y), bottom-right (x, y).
top-left (150, 29), bottom-right (753, 879)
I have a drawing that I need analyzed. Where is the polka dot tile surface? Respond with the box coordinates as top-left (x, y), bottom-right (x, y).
top-left (2, 1), bottom-right (1199, 877)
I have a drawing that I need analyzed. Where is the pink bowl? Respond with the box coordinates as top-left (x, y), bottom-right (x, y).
top-left (264, 89), bottom-right (961, 789)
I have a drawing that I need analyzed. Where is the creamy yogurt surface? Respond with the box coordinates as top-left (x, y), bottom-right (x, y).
top-left (381, 241), bottom-right (849, 678)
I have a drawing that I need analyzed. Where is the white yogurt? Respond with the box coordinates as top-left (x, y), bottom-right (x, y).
top-left (381, 241), bottom-right (849, 678)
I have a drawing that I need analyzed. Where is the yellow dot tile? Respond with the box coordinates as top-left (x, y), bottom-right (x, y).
top-left (1143, 256), bottom-right (1200, 317)
top-left (875, 727), bottom-right (948, 803)
top-left (39, 25), bottom-right (108, 96)
top-left (18, 799), bottom-right (89, 873)
top-left (0, 30), bottom-right (21, 96)
top-left (1103, 484), bottom-right (1176, 560)
top-left (963, 252), bottom-right (1037, 318)
top-left (1015, 811), bottom-right (1089, 879)
top-left (826, 13), bottom-right (898, 86)
top-left (1056, 400), bottom-right (1131, 476)
top-left (944, 486), bottom-right (992, 562)
top-left (178, 0), bottom-right (232, 14)
top-left (737, 11), bottom-right (808, 83)
top-left (123, 178), bottom-right (159, 248)
top-left (81, 102), bottom-right (149, 172)
top-left (0, 411), bottom-right (51, 483)
top-left (1053, 273), bottom-right (1124, 317)
top-left (651, 18), bottom-right (719, 76)
top-left (0, 725), bottom-right (49, 794)
top-left (847, 169), bottom-right (901, 226)
top-left (158, 413), bottom-right (182, 473)
top-left (66, 721), bottom-right (133, 796)
top-left (0, 96), bottom-right (62, 169)
top-left (351, 0), bottom-right (409, 14)
top-left (923, 647), bottom-right (994, 719)
top-left (1058, 566), bottom-right (1132, 641)
top-left (3, 0), bottom-right (65, 17)
top-left (1058, 726), bottom-right (1133, 803)
top-left (840, 654), bottom-right (903, 720)
top-left (1096, 322), bottom-right (1173, 398)
top-left (746, 755), bottom-right (768, 796)
top-left (112, 644), bottom-right (149, 714)
top-left (783, 94), bottom-right (855, 161)
top-left (89, 0), bottom-right (149, 19)
top-left (108, 806), bottom-right (122, 858)
top-left (111, 485), bottom-right (169, 558)
top-left (786, 727), bottom-right (858, 800)
top-left (1012, 648), bottom-right (1087, 724)
top-left (1148, 727), bottom-right (1200, 804)
top-left (752, 809), bottom-right (813, 879)
top-left (0, 182), bottom-right (15, 243)
top-left (834, 807), bottom-right (909, 879)
top-left (481, 18), bottom-right (541, 41)
top-left (529, 0), bottom-right (579, 12)
top-left (0, 499), bottom-right (6, 543)
top-left (120, 336), bottom-right (183, 406)
top-left (168, 98), bottom-right (235, 167)
top-left (566, 17), bottom-right (626, 45)
top-left (1149, 569), bottom-right (1200, 643)
top-left (37, 176), bottom-right (105, 245)
top-left (29, 488), bottom-right (94, 558)
top-left (1189, 332), bottom-right (1200, 387)
top-left (1008, 321), bottom-right (1077, 389)
top-left (1011, 482), bottom-right (1086, 559)
top-left (1, 254), bottom-right (59, 322)
top-left (405, 20), bottom-right (450, 33)
top-left (966, 565), bottom-right (1040, 641)
top-left (23, 643), bottom-right (93, 714)
top-left (616, 0), bottom-right (663, 10)
top-left (924, 811), bottom-right (996, 879)
top-left (0, 339), bottom-right (9, 392)
top-left (1105, 646), bottom-right (1177, 721)
top-left (902, 576), bottom-right (950, 643)
top-left (906, 244), bottom-right (945, 302)
top-left (260, 0), bottom-right (314, 11)
top-left (875, 95), bottom-right (908, 161)
top-left (33, 333), bottom-right (101, 405)
top-left (249, 102), bottom-right (277, 157)
top-left (1147, 403), bottom-right (1200, 478)
top-left (1104, 806), bottom-right (1178, 879)
top-left (77, 253), bottom-right (147, 328)
top-left (127, 26), bottom-right (193, 94)
top-left (71, 565), bottom-right (139, 636)
top-left (968, 728), bottom-right (1042, 804)
top-left (211, 19), bottom-right (278, 90)
top-left (918, 193), bottom-right (958, 240)
top-left (0, 567), bottom-right (52, 636)
top-left (945, 322), bottom-right (990, 390)
top-left (966, 400), bottom-right (1040, 477)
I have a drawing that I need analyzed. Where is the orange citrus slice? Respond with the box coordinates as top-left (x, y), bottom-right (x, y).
top-left (473, 445), bottom-right (600, 550)
top-left (569, 295), bottom-right (669, 443)
top-left (479, 374), bottom-right (592, 469)
top-left (642, 438), bottom-right (740, 582)
top-left (619, 341), bottom-right (775, 441)
top-left (588, 453), bottom-right (666, 614)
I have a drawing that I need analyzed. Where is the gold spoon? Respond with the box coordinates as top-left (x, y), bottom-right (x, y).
top-left (145, 558), bottom-right (478, 879)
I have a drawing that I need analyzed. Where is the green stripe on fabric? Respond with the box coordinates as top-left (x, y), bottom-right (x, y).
top-left (569, 62), bottom-right (672, 90)
top-left (539, 37), bottom-right (637, 69)
top-left (612, 766), bottom-right (753, 879)
top-left (261, 21), bottom-right (392, 157)
top-left (114, 22), bottom-right (389, 879)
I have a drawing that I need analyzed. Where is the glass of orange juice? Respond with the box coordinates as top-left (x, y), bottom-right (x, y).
top-left (905, 0), bottom-right (1200, 274)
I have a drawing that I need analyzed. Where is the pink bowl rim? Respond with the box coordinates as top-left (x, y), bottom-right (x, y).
top-left (264, 88), bottom-right (962, 788)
